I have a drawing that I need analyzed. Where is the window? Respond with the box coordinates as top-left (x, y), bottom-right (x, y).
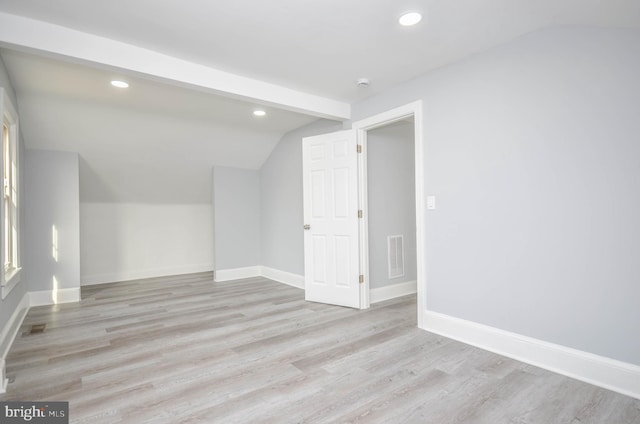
top-left (1, 88), bottom-right (21, 299)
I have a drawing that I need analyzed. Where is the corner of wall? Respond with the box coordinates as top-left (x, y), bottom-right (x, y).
top-left (29, 288), bottom-right (81, 307)
top-left (212, 265), bottom-right (305, 289)
top-left (260, 266), bottom-right (304, 289)
top-left (213, 266), bottom-right (262, 282)
top-left (370, 280), bottom-right (417, 304)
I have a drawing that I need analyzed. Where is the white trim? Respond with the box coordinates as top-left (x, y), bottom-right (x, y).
top-left (260, 266), bottom-right (304, 289)
top-left (356, 128), bottom-right (370, 309)
top-left (0, 12), bottom-right (350, 120)
top-left (0, 291), bottom-right (29, 394)
top-left (424, 310), bottom-right (640, 400)
top-left (29, 287), bottom-right (80, 307)
top-left (0, 358), bottom-right (5, 393)
top-left (1, 88), bottom-right (22, 301)
top-left (1, 268), bottom-right (21, 299)
top-left (214, 266), bottom-right (262, 282)
top-left (0, 291), bottom-right (28, 359)
top-left (370, 280), bottom-right (417, 304)
top-left (352, 100), bottom-right (425, 327)
top-left (82, 263), bottom-right (214, 286)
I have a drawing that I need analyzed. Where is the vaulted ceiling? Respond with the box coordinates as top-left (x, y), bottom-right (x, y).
top-left (0, 1), bottom-right (638, 202)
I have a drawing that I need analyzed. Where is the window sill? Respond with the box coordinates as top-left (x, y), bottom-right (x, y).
top-left (1, 267), bottom-right (22, 300)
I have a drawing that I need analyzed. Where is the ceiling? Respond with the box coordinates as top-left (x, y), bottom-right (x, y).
top-left (0, 49), bottom-right (319, 203)
top-left (0, 1), bottom-right (639, 101)
top-left (0, 0), bottom-right (638, 203)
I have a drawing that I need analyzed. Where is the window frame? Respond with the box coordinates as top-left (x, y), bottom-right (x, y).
top-left (1, 88), bottom-right (21, 299)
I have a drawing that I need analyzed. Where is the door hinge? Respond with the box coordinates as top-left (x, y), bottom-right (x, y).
top-left (359, 275), bottom-right (364, 284)
top-left (358, 210), bottom-right (363, 219)
top-left (357, 144), bottom-right (362, 154)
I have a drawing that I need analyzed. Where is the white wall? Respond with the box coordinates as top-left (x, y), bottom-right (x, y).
top-left (260, 120), bottom-right (343, 275)
top-left (212, 167), bottom-right (261, 271)
top-left (80, 203), bottom-right (213, 284)
top-left (24, 150), bottom-right (80, 297)
top-left (367, 122), bottom-right (416, 289)
top-left (352, 27), bottom-right (640, 366)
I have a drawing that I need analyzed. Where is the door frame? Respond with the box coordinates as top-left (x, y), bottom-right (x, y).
top-left (352, 101), bottom-right (425, 327)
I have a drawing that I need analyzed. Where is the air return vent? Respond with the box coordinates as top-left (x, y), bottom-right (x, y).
top-left (387, 235), bottom-right (405, 279)
top-left (30, 323), bottom-right (46, 334)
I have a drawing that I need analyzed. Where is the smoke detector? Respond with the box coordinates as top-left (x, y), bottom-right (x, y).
top-left (356, 78), bottom-right (370, 88)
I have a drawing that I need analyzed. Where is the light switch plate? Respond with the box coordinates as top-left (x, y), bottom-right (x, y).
top-left (427, 195), bottom-right (436, 210)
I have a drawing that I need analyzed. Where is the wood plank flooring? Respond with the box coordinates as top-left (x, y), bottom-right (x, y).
top-left (1, 272), bottom-right (639, 423)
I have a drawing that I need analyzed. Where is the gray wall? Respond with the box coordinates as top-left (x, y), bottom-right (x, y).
top-left (24, 150), bottom-right (80, 292)
top-left (212, 166), bottom-right (261, 270)
top-left (260, 119), bottom-right (343, 275)
top-left (0, 55), bottom-right (27, 334)
top-left (352, 27), bottom-right (640, 365)
top-left (367, 122), bottom-right (416, 289)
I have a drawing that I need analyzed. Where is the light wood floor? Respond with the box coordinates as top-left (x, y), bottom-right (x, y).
top-left (2, 273), bottom-right (639, 423)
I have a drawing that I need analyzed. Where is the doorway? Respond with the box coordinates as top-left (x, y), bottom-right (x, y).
top-left (353, 101), bottom-right (425, 327)
top-left (302, 101), bottom-right (425, 327)
top-left (365, 119), bottom-right (417, 307)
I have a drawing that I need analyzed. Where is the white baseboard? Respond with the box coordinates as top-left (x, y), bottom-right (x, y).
top-left (0, 292), bottom-right (29, 394)
top-left (29, 288), bottom-right (81, 307)
top-left (0, 292), bottom-right (29, 359)
top-left (217, 268), bottom-right (414, 300)
top-left (214, 266), bottom-right (262, 282)
top-left (260, 266), bottom-right (304, 289)
top-left (370, 280), bottom-right (417, 304)
top-left (82, 264), bottom-right (214, 286)
top-left (0, 358), bottom-right (6, 393)
top-left (423, 310), bottom-right (640, 400)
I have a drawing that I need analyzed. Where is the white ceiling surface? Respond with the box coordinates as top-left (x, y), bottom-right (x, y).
top-left (0, 1), bottom-right (639, 203)
top-left (0, 50), bottom-right (318, 203)
top-left (1, 0), bottom-right (638, 102)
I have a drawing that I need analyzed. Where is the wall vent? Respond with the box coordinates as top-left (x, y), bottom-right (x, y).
top-left (29, 323), bottom-right (46, 334)
top-left (387, 235), bottom-right (405, 279)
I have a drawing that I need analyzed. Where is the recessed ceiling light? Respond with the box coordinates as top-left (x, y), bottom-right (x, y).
top-left (399, 12), bottom-right (422, 26)
top-left (253, 110), bottom-right (266, 117)
top-left (110, 80), bottom-right (129, 88)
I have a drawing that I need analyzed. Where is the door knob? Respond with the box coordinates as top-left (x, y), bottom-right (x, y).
top-left (304, 224), bottom-right (311, 230)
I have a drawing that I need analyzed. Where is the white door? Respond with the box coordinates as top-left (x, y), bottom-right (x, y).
top-left (302, 130), bottom-right (360, 308)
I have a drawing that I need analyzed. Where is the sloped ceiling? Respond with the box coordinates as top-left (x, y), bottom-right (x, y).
top-left (0, 49), bottom-right (317, 203)
top-left (0, 1), bottom-right (638, 203)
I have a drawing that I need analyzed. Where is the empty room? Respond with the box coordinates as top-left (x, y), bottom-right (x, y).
top-left (0, 1), bottom-right (639, 423)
